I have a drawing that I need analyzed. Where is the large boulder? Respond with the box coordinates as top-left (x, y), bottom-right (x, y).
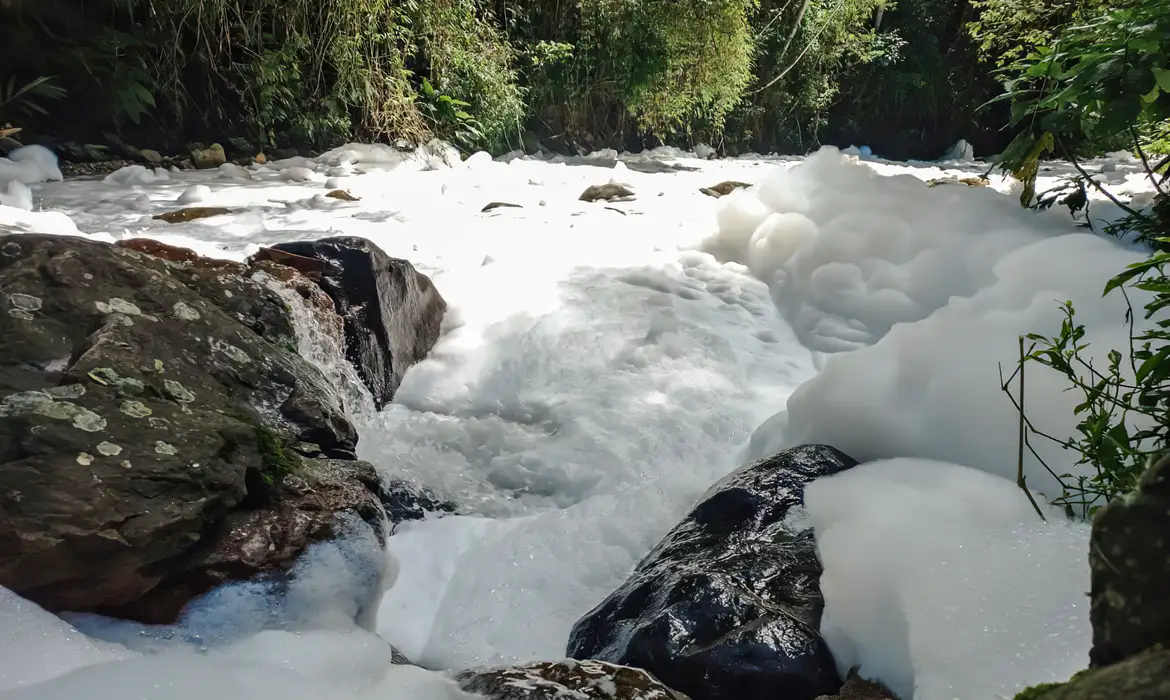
top-left (266, 237), bottom-right (446, 409)
top-left (1017, 648), bottom-right (1170, 700)
top-left (1088, 453), bottom-right (1170, 667)
top-left (567, 444), bottom-right (857, 700)
top-left (0, 234), bottom-right (385, 623)
top-left (457, 659), bottom-right (690, 700)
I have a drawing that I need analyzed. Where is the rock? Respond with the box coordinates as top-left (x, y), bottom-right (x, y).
top-left (567, 444), bottom-right (858, 700)
top-left (521, 130), bottom-right (543, 155)
top-left (0, 234), bottom-right (383, 623)
top-left (482, 202), bottom-right (522, 213)
top-left (325, 189), bottom-right (361, 202)
top-left (1089, 453), bottom-right (1170, 667)
top-left (925, 176), bottom-right (989, 188)
top-left (699, 181), bottom-right (752, 198)
top-left (249, 247), bottom-right (329, 281)
top-left (139, 149), bottom-right (165, 164)
top-left (152, 207), bottom-right (234, 224)
top-left (379, 478), bottom-right (459, 523)
top-left (226, 137), bottom-right (258, 158)
top-left (190, 143), bottom-right (227, 169)
top-left (1016, 648), bottom-right (1170, 700)
top-left (815, 671), bottom-right (896, 700)
top-left (268, 237), bottom-right (447, 409)
top-left (457, 659), bottom-right (690, 700)
top-left (580, 183), bottom-right (634, 202)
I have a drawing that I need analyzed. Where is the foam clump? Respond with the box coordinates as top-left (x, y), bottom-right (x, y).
top-left (0, 587), bottom-right (133, 691)
top-left (0, 204), bottom-right (86, 237)
top-left (0, 527), bottom-right (472, 700)
top-left (710, 147), bottom-right (1147, 496)
top-left (0, 145), bottom-right (63, 184)
top-left (804, 458), bottom-right (1091, 700)
top-left (0, 181), bottom-right (33, 210)
top-left (104, 164), bottom-right (169, 186)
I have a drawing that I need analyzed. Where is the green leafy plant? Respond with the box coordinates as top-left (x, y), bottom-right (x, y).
top-left (0, 74), bottom-right (66, 124)
top-left (416, 77), bottom-right (485, 150)
top-left (994, 0), bottom-right (1170, 518)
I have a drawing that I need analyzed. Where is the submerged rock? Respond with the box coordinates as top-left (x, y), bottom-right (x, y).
top-left (458, 659), bottom-right (690, 700)
top-left (1089, 453), bottom-right (1170, 667)
top-left (580, 183), bottom-right (634, 202)
top-left (567, 444), bottom-right (858, 700)
top-left (699, 181), bottom-right (752, 198)
top-left (152, 207), bottom-right (234, 223)
top-left (0, 234), bottom-right (383, 623)
top-left (268, 237), bottom-right (447, 409)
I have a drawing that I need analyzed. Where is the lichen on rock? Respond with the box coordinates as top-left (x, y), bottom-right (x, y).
top-left (0, 233), bottom-right (387, 624)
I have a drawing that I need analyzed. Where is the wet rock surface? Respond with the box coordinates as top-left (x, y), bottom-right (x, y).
top-left (567, 444), bottom-right (858, 700)
top-left (0, 234), bottom-right (384, 622)
top-left (268, 237), bottom-right (447, 409)
top-left (1089, 453), bottom-right (1170, 667)
top-left (458, 659), bottom-right (691, 700)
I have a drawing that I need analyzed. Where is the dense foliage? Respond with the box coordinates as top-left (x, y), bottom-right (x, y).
top-left (0, 0), bottom-right (1119, 158)
top-left (0, 0), bottom-right (1165, 161)
top-left (997, 0), bottom-right (1170, 516)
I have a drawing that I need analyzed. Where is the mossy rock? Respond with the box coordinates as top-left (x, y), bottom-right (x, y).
top-left (0, 234), bottom-right (378, 624)
top-left (1014, 649), bottom-right (1170, 700)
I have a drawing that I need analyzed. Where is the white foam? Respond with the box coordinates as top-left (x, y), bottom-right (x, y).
top-left (3, 142), bottom-right (1161, 700)
top-left (805, 459), bottom-right (1091, 700)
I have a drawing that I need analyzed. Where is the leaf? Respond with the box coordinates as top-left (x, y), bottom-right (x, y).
top-left (1155, 68), bottom-right (1170, 93)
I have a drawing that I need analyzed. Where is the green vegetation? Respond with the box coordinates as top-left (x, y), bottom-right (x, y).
top-left (1012, 681), bottom-right (1064, 700)
top-left (255, 425), bottom-right (298, 486)
top-left (997, 0), bottom-right (1170, 517)
top-left (5, 0), bottom-right (1162, 160)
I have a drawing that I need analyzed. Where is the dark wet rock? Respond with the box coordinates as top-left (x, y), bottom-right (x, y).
top-left (567, 444), bottom-right (858, 700)
top-left (0, 234), bottom-right (383, 623)
top-left (815, 671), bottom-right (896, 700)
top-left (1018, 648), bottom-right (1170, 700)
top-left (379, 478), bottom-right (459, 523)
top-left (269, 237), bottom-right (447, 410)
top-left (482, 202), bottom-right (522, 213)
top-left (580, 183), bottom-right (635, 202)
top-left (152, 207), bottom-right (234, 224)
top-left (458, 659), bottom-right (691, 700)
top-left (226, 137), bottom-right (259, 159)
top-left (700, 181), bottom-right (752, 198)
top-left (250, 247), bottom-right (329, 281)
top-left (521, 130), bottom-right (544, 156)
top-left (1089, 453), bottom-right (1170, 667)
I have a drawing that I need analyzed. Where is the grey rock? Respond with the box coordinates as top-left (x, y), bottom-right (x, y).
top-left (0, 234), bottom-right (383, 623)
top-left (458, 659), bottom-right (690, 700)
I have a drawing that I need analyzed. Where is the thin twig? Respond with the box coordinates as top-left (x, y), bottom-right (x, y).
top-left (1131, 127), bottom-right (1167, 196)
top-left (1015, 337), bottom-right (1048, 520)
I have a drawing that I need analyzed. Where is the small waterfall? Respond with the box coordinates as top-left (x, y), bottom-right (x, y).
top-left (257, 271), bottom-right (377, 421)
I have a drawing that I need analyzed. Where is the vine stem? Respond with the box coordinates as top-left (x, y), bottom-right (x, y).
top-left (1017, 336), bottom-right (1047, 521)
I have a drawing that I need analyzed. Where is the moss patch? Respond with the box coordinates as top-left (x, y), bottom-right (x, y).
top-left (255, 425), bottom-right (298, 486)
top-left (1014, 682), bottom-right (1065, 700)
